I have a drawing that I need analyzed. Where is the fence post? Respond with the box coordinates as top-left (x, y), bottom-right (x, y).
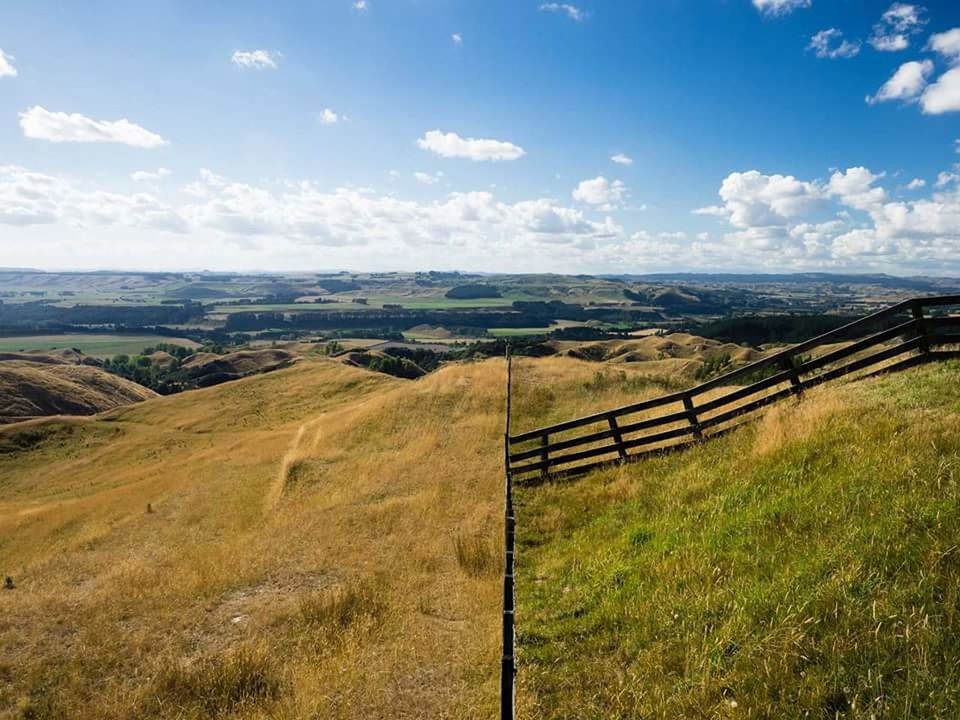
top-left (608, 415), bottom-right (628, 461)
top-left (539, 433), bottom-right (550, 479)
top-left (911, 300), bottom-right (931, 357)
top-left (501, 344), bottom-right (516, 720)
top-left (681, 392), bottom-right (703, 441)
top-left (780, 355), bottom-right (803, 396)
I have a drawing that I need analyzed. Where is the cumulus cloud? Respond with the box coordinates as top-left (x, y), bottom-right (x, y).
top-left (538, 3), bottom-right (586, 21)
top-left (0, 165), bottom-right (187, 231)
top-left (869, 3), bottom-right (926, 52)
top-left (906, 177), bottom-right (926, 189)
top-left (703, 170), bottom-right (825, 227)
top-left (866, 60), bottom-right (933, 104)
top-left (0, 49), bottom-right (17, 78)
top-left (827, 167), bottom-right (887, 210)
top-left (611, 153), bottom-right (634, 166)
top-left (808, 29), bottom-right (861, 59)
top-left (231, 50), bottom-right (279, 70)
top-left (353, 0), bottom-right (368, 10)
top-left (452, 33), bottom-right (463, 45)
top-left (19, 106), bottom-right (169, 148)
top-left (921, 67), bottom-right (960, 114)
top-left (0, 164), bottom-right (627, 272)
top-left (572, 176), bottom-right (627, 210)
top-left (417, 130), bottom-right (526, 161)
top-left (928, 28), bottom-right (960, 63)
top-left (752, 0), bottom-right (811, 17)
top-left (695, 165), bottom-right (960, 271)
top-left (131, 168), bottom-right (172, 182)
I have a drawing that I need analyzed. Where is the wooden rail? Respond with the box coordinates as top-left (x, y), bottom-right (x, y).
top-left (507, 295), bottom-right (960, 482)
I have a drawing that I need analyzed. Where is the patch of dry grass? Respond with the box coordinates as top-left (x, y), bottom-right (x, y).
top-left (0, 357), bottom-right (510, 719)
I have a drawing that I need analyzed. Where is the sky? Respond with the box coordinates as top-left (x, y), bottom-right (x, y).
top-left (1, 0), bottom-right (960, 275)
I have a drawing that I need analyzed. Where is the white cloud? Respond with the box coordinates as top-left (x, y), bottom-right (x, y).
top-left (752, 0), bottom-right (811, 17)
top-left (692, 204), bottom-right (730, 217)
top-left (538, 3), bottom-right (586, 22)
top-left (906, 177), bottom-right (926, 189)
top-left (353, 0), bottom-right (368, 10)
top-left (131, 168), bottom-right (172, 182)
top-left (452, 33), bottom-right (463, 45)
top-left (182, 171), bottom-right (620, 246)
top-left (572, 176), bottom-right (627, 210)
top-left (866, 60), bottom-right (933, 104)
top-left (921, 67), bottom-right (960, 114)
top-left (935, 170), bottom-right (959, 188)
top-left (869, 3), bottom-right (926, 52)
top-left (928, 28), bottom-right (960, 63)
top-left (808, 29), bottom-right (861, 59)
top-left (827, 167), bottom-right (887, 210)
top-left (0, 165), bottom-right (187, 232)
top-left (709, 170), bottom-right (825, 227)
top-left (0, 165), bottom-right (638, 272)
top-left (611, 153), bottom-right (634, 167)
top-left (417, 130), bottom-right (526, 161)
top-left (695, 165), bottom-right (960, 271)
top-left (19, 106), bottom-right (169, 148)
top-left (413, 171), bottom-right (443, 185)
top-left (0, 49), bottom-right (17, 78)
top-left (319, 108), bottom-right (342, 125)
top-left (231, 50), bottom-right (279, 70)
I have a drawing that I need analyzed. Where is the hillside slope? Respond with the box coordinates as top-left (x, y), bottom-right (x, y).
top-left (0, 357), bottom-right (508, 719)
top-left (514, 361), bottom-right (960, 719)
top-left (0, 358), bottom-right (157, 423)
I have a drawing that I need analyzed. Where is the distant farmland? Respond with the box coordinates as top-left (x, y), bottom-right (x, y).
top-left (0, 334), bottom-right (200, 357)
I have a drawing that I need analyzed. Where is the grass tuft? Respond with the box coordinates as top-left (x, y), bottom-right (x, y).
top-left (454, 534), bottom-right (498, 577)
top-left (145, 643), bottom-right (283, 718)
top-left (299, 578), bottom-right (385, 632)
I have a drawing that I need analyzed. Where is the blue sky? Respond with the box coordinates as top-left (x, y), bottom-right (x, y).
top-left (1, 0), bottom-right (959, 274)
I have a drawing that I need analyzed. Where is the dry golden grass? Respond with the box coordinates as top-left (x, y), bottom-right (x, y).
top-left (0, 357), bottom-right (509, 719)
top-left (0, 361), bottom-right (157, 422)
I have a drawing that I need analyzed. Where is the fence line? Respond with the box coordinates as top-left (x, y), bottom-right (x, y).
top-left (507, 295), bottom-right (960, 482)
top-left (500, 345), bottom-right (516, 720)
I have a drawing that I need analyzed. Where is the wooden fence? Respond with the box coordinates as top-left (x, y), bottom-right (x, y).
top-left (500, 346), bottom-right (516, 720)
top-left (507, 295), bottom-right (960, 482)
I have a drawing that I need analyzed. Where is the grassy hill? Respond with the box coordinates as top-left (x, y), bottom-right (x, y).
top-left (0, 357), bottom-right (510, 719)
top-left (1, 350), bottom-right (958, 718)
top-left (513, 360), bottom-right (960, 719)
top-left (0, 354), bottom-right (158, 423)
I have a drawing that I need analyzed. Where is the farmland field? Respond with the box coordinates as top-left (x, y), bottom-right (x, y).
top-left (0, 334), bottom-right (200, 357)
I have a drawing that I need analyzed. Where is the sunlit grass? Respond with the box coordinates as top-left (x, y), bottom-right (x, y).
top-left (515, 361), bottom-right (960, 719)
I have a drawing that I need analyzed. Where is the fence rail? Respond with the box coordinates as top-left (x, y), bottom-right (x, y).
top-left (507, 295), bottom-right (960, 482)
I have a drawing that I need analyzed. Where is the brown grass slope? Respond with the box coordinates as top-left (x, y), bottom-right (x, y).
top-left (182, 348), bottom-right (296, 386)
top-left (0, 361), bottom-right (157, 423)
top-left (0, 356), bottom-right (512, 719)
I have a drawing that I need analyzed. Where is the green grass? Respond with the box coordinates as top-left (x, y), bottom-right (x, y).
top-left (363, 294), bottom-right (519, 309)
top-left (488, 327), bottom-right (554, 337)
top-left (515, 361), bottom-right (960, 719)
top-left (210, 296), bottom-right (520, 314)
top-left (0, 334), bottom-right (199, 357)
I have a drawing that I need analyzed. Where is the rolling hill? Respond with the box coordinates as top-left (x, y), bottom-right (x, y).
top-left (0, 350), bottom-right (157, 423)
top-left (1, 351), bottom-right (958, 718)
